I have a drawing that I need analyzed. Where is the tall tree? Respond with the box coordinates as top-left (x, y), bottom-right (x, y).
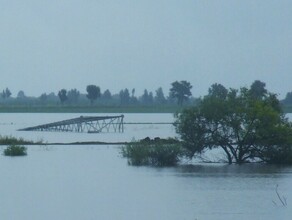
top-left (17, 90), bottom-right (26, 99)
top-left (141, 89), bottom-right (153, 105)
top-left (1, 88), bottom-right (12, 99)
top-left (155, 87), bottom-right (166, 105)
top-left (119, 89), bottom-right (130, 105)
top-left (175, 84), bottom-right (292, 164)
top-left (86, 85), bottom-right (101, 105)
top-left (250, 80), bottom-right (267, 99)
top-left (169, 81), bottom-right (192, 106)
top-left (208, 83), bottom-right (228, 100)
top-left (130, 88), bottom-right (138, 104)
top-left (58, 89), bottom-right (68, 104)
top-left (102, 89), bottom-right (112, 100)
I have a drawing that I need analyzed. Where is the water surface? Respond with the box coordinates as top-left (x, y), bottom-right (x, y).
top-left (0, 113), bottom-right (291, 220)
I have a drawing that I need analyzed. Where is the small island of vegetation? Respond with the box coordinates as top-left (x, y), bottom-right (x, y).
top-left (3, 145), bottom-right (27, 156)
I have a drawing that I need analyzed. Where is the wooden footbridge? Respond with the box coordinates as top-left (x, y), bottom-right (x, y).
top-left (19, 115), bottom-right (124, 133)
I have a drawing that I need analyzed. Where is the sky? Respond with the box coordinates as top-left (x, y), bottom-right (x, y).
top-left (0, 0), bottom-right (291, 98)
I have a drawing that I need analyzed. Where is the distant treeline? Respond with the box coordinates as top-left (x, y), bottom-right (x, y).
top-left (0, 81), bottom-right (197, 107)
top-left (0, 80), bottom-right (291, 109)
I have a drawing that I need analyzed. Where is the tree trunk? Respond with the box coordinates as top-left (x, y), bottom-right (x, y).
top-left (221, 146), bottom-right (232, 164)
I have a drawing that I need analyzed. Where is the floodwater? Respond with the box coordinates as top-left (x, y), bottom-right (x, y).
top-left (0, 113), bottom-right (291, 220)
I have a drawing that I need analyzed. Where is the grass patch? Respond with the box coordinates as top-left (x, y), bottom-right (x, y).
top-left (0, 135), bottom-right (42, 145)
top-left (3, 145), bottom-right (27, 156)
top-left (121, 138), bottom-right (183, 166)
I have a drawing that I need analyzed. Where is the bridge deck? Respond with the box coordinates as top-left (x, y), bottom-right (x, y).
top-left (19, 115), bottom-right (124, 133)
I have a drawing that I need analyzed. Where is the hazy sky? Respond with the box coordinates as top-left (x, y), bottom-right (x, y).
top-left (1, 0), bottom-right (291, 98)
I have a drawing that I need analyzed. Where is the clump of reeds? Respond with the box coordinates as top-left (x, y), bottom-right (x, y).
top-left (3, 144), bottom-right (27, 156)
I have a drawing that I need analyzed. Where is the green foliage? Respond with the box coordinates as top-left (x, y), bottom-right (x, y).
top-left (208, 83), bottom-right (228, 100)
top-left (283, 92), bottom-right (292, 105)
top-left (121, 138), bottom-right (182, 166)
top-left (175, 82), bottom-right (292, 164)
top-left (4, 145), bottom-right (27, 156)
top-left (86, 85), bottom-right (101, 104)
top-left (249, 80), bottom-right (267, 100)
top-left (155, 87), bottom-right (166, 105)
top-left (119, 89), bottom-right (130, 105)
top-left (1, 88), bottom-right (12, 99)
top-left (169, 81), bottom-right (192, 106)
top-left (0, 135), bottom-right (39, 145)
top-left (58, 89), bottom-right (68, 104)
top-left (140, 89), bottom-right (154, 105)
top-left (67, 89), bottom-right (80, 104)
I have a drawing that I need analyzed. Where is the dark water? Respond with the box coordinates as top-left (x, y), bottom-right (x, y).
top-left (0, 113), bottom-right (291, 220)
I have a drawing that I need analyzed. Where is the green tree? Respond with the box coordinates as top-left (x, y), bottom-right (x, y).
top-left (169, 81), bottom-right (192, 106)
top-left (119, 89), bottom-right (130, 105)
top-left (102, 89), bottom-right (112, 100)
top-left (1, 88), bottom-right (12, 99)
top-left (249, 80), bottom-right (267, 100)
top-left (58, 89), bottom-right (68, 104)
top-left (17, 90), bottom-right (26, 99)
top-left (175, 84), bottom-right (292, 164)
top-left (86, 85), bottom-right (101, 105)
top-left (155, 87), bottom-right (166, 105)
top-left (208, 83), bottom-right (228, 100)
top-left (283, 92), bottom-right (292, 105)
top-left (67, 89), bottom-right (80, 104)
top-left (141, 89), bottom-right (153, 105)
top-left (39, 93), bottom-right (47, 104)
top-left (130, 88), bottom-right (138, 104)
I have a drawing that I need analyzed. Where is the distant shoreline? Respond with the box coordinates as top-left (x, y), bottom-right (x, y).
top-left (0, 105), bottom-right (183, 113)
top-left (0, 141), bottom-right (128, 146)
top-left (0, 105), bottom-right (291, 113)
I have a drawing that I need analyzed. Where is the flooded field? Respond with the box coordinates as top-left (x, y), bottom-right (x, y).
top-left (0, 113), bottom-right (291, 220)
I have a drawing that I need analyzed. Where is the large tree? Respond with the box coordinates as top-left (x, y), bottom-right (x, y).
top-left (208, 83), bottom-right (228, 99)
top-left (175, 83), bottom-right (292, 164)
top-left (86, 85), bottom-right (101, 105)
top-left (169, 81), bottom-right (192, 106)
top-left (249, 80), bottom-right (267, 100)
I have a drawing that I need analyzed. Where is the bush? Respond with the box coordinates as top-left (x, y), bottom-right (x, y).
top-left (3, 145), bottom-right (27, 156)
top-left (121, 139), bottom-right (182, 166)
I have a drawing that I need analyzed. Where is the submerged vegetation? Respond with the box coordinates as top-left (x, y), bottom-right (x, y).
top-left (3, 145), bottom-right (27, 156)
top-left (121, 138), bottom-right (182, 166)
top-left (0, 135), bottom-right (42, 145)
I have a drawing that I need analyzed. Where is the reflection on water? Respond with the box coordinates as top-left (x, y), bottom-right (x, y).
top-left (0, 113), bottom-right (291, 220)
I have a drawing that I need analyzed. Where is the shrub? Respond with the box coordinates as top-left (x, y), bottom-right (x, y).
top-left (121, 139), bottom-right (182, 166)
top-left (3, 145), bottom-right (27, 156)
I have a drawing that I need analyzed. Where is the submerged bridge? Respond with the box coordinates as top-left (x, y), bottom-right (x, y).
top-left (19, 115), bottom-right (124, 133)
